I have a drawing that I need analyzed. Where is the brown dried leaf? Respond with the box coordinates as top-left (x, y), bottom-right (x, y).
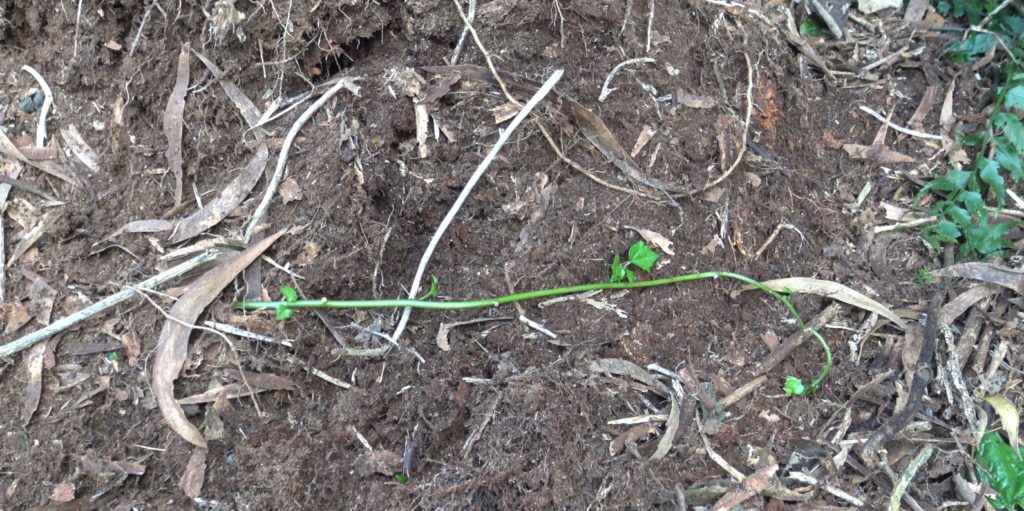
top-left (171, 145), bottom-right (269, 243)
top-left (710, 463), bottom-right (778, 511)
top-left (609, 424), bottom-right (657, 455)
top-left (279, 176), bottom-right (303, 204)
top-left (192, 51), bottom-right (262, 129)
top-left (734, 277), bottom-right (907, 330)
top-left (676, 89), bottom-right (716, 109)
top-left (60, 126), bottom-right (100, 175)
top-left (0, 131), bottom-right (78, 186)
top-left (491, 102), bottom-right (520, 124)
top-left (842, 143), bottom-right (915, 164)
top-left (907, 85), bottom-right (939, 131)
top-left (24, 270), bottom-right (56, 325)
top-left (8, 209), bottom-right (61, 269)
top-left (164, 44), bottom-right (191, 206)
top-left (3, 302), bottom-right (32, 334)
top-left (627, 226), bottom-right (675, 256)
top-left (650, 396), bottom-right (680, 460)
top-left (22, 343), bottom-right (46, 426)
top-left (80, 452), bottom-right (146, 476)
top-left (760, 331), bottom-right (780, 351)
top-left (939, 284), bottom-right (999, 325)
top-left (822, 130), bottom-right (845, 150)
top-left (940, 79), bottom-right (956, 135)
top-left (97, 219), bottom-right (174, 245)
top-left (49, 482), bottom-right (76, 502)
top-left (630, 126), bottom-right (656, 158)
top-left (295, 241), bottom-right (320, 266)
top-left (178, 447), bottom-right (207, 498)
top-left (122, 331), bottom-right (141, 367)
top-left (716, 114), bottom-right (742, 172)
top-left (419, 73), bottom-right (461, 104)
top-left (153, 230), bottom-right (286, 448)
top-left (934, 262), bottom-right (1024, 295)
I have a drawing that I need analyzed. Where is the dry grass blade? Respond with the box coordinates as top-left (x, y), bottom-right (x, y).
top-left (933, 262), bottom-right (1024, 294)
top-left (152, 229), bottom-right (286, 448)
top-left (735, 277), bottom-right (907, 330)
top-left (171, 144), bottom-right (269, 243)
top-left (163, 43), bottom-right (190, 206)
top-left (650, 395), bottom-right (680, 460)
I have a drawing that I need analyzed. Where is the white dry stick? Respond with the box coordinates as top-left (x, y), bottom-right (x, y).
top-left (244, 77), bottom-right (360, 242)
top-left (598, 58), bottom-right (656, 102)
top-left (645, 0), bottom-right (654, 53)
top-left (21, 65), bottom-right (53, 148)
top-left (450, 0), bottom-right (477, 64)
top-left (0, 251), bottom-right (215, 358)
top-left (859, 105), bottom-right (943, 140)
top-left (388, 69), bottom-right (564, 346)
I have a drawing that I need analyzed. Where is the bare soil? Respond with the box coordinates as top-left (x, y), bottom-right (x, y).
top-left (0, 0), bottom-right (993, 509)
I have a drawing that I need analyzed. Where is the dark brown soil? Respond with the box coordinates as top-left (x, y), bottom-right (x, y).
top-left (0, 0), bottom-right (985, 509)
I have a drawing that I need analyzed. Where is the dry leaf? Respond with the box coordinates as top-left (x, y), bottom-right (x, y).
top-left (933, 262), bottom-right (1024, 295)
top-left (25, 270), bottom-right (56, 325)
top-left (178, 447), bottom-right (207, 498)
top-left (49, 482), bottom-right (75, 502)
top-left (650, 396), bottom-right (680, 460)
top-left (733, 277), bottom-right (907, 330)
top-left (60, 125), bottom-right (100, 175)
top-left (419, 73), bottom-right (461, 104)
top-left (939, 284), bottom-right (1000, 325)
top-left (192, 51), bottom-right (263, 129)
top-left (22, 343), bottom-right (46, 426)
top-left (3, 302), bottom-right (32, 334)
top-left (760, 331), bottom-right (780, 351)
top-left (0, 130), bottom-right (78, 185)
top-left (122, 331), bottom-right (141, 367)
top-left (822, 130), bottom-right (844, 149)
top-left (676, 89), bottom-right (716, 109)
top-left (609, 424), bottom-right (657, 455)
top-left (984, 394), bottom-right (1020, 455)
top-left (153, 230), bottom-right (286, 448)
top-left (164, 44), bottom-right (190, 206)
top-left (97, 219), bottom-right (174, 245)
top-left (171, 145), bottom-right (268, 243)
top-left (630, 126), bottom-right (656, 158)
top-left (279, 177), bottom-right (303, 204)
top-left (626, 227), bottom-right (675, 256)
top-left (9, 209), bottom-right (61, 269)
top-left (710, 463), bottom-right (778, 511)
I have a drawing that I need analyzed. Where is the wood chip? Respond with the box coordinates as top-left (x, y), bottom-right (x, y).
top-left (630, 126), bottom-right (656, 157)
top-left (178, 447), bottom-right (207, 498)
top-left (49, 482), bottom-right (75, 502)
top-left (676, 89), bottom-right (716, 109)
top-left (21, 343), bottom-right (45, 426)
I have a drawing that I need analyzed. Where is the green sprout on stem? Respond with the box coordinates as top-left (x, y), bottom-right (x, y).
top-left (241, 241), bottom-right (832, 396)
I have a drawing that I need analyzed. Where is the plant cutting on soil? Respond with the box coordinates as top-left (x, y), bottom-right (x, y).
top-left (237, 241), bottom-right (833, 396)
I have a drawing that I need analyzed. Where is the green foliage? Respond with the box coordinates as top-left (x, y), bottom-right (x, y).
top-left (915, 266), bottom-right (936, 287)
top-left (418, 275), bottom-right (439, 300)
top-left (976, 430), bottom-right (1024, 509)
top-left (783, 376), bottom-right (807, 397)
top-left (609, 241), bottom-right (660, 283)
top-left (394, 473), bottom-right (409, 484)
top-left (799, 17), bottom-right (824, 37)
top-left (276, 286), bottom-right (297, 320)
top-left (922, 0), bottom-right (1024, 260)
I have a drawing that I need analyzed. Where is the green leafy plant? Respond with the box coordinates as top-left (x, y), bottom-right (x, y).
top-left (240, 241), bottom-right (833, 396)
top-left (915, 266), bottom-right (936, 288)
top-left (921, 0), bottom-right (1024, 260)
top-left (976, 430), bottom-right (1024, 509)
top-left (609, 240), bottom-right (660, 283)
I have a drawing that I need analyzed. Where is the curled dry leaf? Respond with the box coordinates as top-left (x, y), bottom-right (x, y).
top-left (626, 226), bottom-right (675, 255)
top-left (171, 144), bottom-right (269, 244)
top-left (0, 130), bottom-right (78, 185)
top-left (8, 209), bottom-right (62, 269)
top-left (278, 177), bottom-right (303, 204)
top-left (153, 229), bottom-right (286, 448)
top-left (650, 396), bottom-right (680, 460)
top-left (733, 277), bottom-right (907, 330)
top-left (163, 44), bottom-right (190, 206)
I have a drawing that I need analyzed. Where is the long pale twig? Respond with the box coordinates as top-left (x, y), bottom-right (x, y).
top-left (244, 77), bottom-right (360, 242)
top-left (21, 65), bottom-right (53, 148)
top-left (388, 70), bottom-right (564, 346)
top-left (450, 0), bottom-right (517, 105)
top-left (0, 251), bottom-right (215, 358)
top-left (858, 105), bottom-right (942, 140)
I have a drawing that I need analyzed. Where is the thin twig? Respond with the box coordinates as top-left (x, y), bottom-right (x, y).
top-left (888, 445), bottom-right (934, 511)
top-left (598, 58), bottom-right (656, 102)
top-left (21, 65), bottom-right (53, 148)
top-left (450, 0), bottom-right (517, 105)
top-left (388, 70), bottom-right (564, 346)
top-left (688, 52), bottom-right (752, 195)
top-left (859, 105), bottom-right (942, 140)
top-left (536, 121), bottom-right (656, 200)
top-left (645, 0), bottom-right (654, 53)
top-left (450, 0), bottom-right (477, 64)
top-left (244, 77), bottom-right (360, 242)
top-left (129, 2), bottom-right (154, 57)
top-left (73, 0), bottom-right (83, 58)
top-left (0, 251), bottom-right (215, 358)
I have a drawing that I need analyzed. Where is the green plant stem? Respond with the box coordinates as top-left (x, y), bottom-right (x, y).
top-left (235, 271), bottom-right (832, 393)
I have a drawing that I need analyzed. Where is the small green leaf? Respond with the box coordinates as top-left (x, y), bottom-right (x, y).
top-left (979, 158), bottom-right (1007, 208)
top-left (627, 241), bottom-right (660, 272)
top-left (1006, 85), bottom-right (1024, 110)
top-left (994, 113), bottom-right (1024, 152)
top-left (281, 286), bottom-right (298, 303)
top-left (625, 267), bottom-right (636, 283)
top-left (106, 352), bottom-right (121, 362)
top-left (799, 17), bottom-right (823, 37)
top-left (932, 219), bottom-right (963, 241)
top-left (418, 275), bottom-right (439, 300)
top-left (275, 305), bottom-right (293, 321)
top-left (394, 473), bottom-right (409, 484)
top-left (783, 376), bottom-right (807, 396)
top-left (959, 191), bottom-right (986, 215)
top-left (609, 254), bottom-right (627, 283)
top-left (995, 137), bottom-right (1023, 181)
top-left (975, 430), bottom-right (1024, 509)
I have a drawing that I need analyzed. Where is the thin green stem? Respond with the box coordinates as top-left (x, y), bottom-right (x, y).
top-left (235, 271), bottom-right (832, 395)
